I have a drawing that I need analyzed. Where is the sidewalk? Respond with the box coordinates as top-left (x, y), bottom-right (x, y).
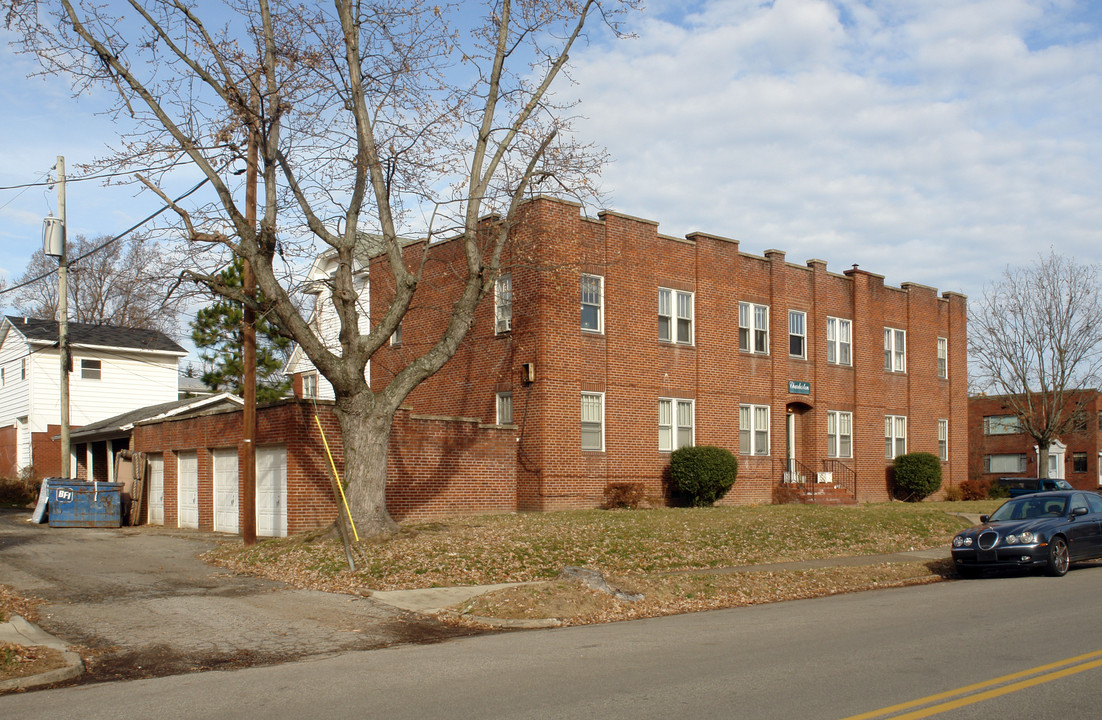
top-left (0, 544), bottom-right (956, 691)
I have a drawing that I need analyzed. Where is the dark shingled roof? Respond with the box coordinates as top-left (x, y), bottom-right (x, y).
top-left (4, 316), bottom-right (186, 354)
top-left (68, 394), bottom-right (243, 442)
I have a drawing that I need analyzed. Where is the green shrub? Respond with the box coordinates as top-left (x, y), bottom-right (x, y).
top-left (669, 445), bottom-right (738, 507)
top-left (893, 452), bottom-right (942, 502)
top-left (987, 482), bottom-right (1010, 499)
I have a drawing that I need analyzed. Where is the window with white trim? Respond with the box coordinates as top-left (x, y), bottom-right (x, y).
top-left (884, 328), bottom-right (906, 372)
top-left (984, 454), bottom-right (1027, 473)
top-left (390, 322), bottom-right (402, 346)
top-left (581, 275), bottom-right (603, 333)
top-left (938, 419), bottom-right (948, 461)
top-left (302, 372), bottom-right (318, 399)
top-left (497, 392), bottom-right (513, 425)
top-left (827, 317), bottom-right (852, 365)
top-left (827, 410), bottom-right (852, 459)
top-left (937, 337), bottom-right (947, 379)
top-left (581, 392), bottom-right (604, 450)
top-left (659, 398), bottom-right (694, 452)
top-left (81, 359), bottom-right (101, 380)
top-left (885, 415), bottom-right (907, 458)
top-left (739, 404), bottom-right (770, 455)
top-left (20, 358), bottom-right (26, 380)
top-left (658, 288), bottom-right (693, 344)
top-left (789, 310), bottom-right (806, 358)
top-left (739, 302), bottom-right (769, 354)
top-left (495, 273), bottom-right (513, 334)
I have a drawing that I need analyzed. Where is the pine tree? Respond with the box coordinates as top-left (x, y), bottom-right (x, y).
top-left (191, 259), bottom-right (292, 403)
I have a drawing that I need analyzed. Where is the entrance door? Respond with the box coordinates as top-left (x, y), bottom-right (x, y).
top-left (212, 448), bottom-right (239, 534)
top-left (147, 454), bottom-right (164, 525)
top-left (256, 445), bottom-right (287, 537)
top-left (177, 450), bottom-right (199, 529)
top-left (786, 410), bottom-right (796, 476)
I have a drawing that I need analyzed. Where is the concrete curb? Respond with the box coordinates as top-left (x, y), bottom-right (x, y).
top-left (0, 615), bottom-right (84, 692)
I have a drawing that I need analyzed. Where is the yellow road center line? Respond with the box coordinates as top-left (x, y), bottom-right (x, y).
top-left (840, 649), bottom-right (1102, 720)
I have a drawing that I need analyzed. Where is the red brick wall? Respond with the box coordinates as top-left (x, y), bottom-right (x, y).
top-left (361, 197), bottom-right (967, 507)
top-left (31, 425), bottom-right (64, 478)
top-left (968, 392), bottom-right (1102, 490)
top-left (131, 400), bottom-right (520, 532)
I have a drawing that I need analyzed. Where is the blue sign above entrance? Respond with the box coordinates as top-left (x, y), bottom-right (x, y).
top-left (788, 381), bottom-right (810, 395)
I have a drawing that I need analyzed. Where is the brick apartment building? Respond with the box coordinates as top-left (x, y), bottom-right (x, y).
top-left (292, 196), bottom-right (968, 511)
top-left (969, 391), bottom-right (1102, 489)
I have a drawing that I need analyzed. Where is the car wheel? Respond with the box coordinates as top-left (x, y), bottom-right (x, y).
top-left (1046, 537), bottom-right (1070, 577)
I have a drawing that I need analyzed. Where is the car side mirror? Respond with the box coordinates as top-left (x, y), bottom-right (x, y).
top-left (1072, 507), bottom-right (1089, 518)
top-left (980, 515), bottom-right (989, 524)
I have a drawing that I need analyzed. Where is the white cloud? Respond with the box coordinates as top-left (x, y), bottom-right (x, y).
top-left (568, 0), bottom-right (1102, 298)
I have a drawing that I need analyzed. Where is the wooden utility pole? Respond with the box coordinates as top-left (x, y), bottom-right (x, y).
top-left (241, 77), bottom-right (259, 546)
top-left (57, 156), bottom-right (71, 479)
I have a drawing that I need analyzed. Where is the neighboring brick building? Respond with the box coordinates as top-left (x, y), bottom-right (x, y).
top-left (968, 392), bottom-right (1102, 489)
top-left (293, 196), bottom-right (968, 512)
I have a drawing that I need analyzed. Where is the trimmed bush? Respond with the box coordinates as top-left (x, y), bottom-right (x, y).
top-left (959, 478), bottom-right (991, 501)
top-left (669, 445), bottom-right (738, 507)
top-left (893, 452), bottom-right (942, 502)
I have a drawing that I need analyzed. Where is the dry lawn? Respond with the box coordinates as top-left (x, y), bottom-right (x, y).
top-left (205, 502), bottom-right (990, 624)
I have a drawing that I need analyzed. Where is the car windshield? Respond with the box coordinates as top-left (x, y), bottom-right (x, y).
top-left (989, 497), bottom-right (1068, 522)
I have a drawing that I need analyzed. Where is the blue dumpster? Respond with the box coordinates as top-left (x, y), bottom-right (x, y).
top-left (47, 480), bottom-right (123, 528)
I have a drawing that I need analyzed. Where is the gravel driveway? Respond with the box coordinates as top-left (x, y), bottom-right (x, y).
top-left (0, 508), bottom-right (474, 684)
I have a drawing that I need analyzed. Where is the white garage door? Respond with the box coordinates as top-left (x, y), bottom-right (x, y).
top-left (256, 445), bottom-right (287, 537)
top-left (177, 450), bottom-right (199, 529)
top-left (147, 454), bottom-right (164, 525)
top-left (212, 448), bottom-right (239, 534)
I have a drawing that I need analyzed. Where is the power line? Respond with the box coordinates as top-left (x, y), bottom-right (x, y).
top-left (0, 160), bottom-right (197, 191)
top-left (0, 176), bottom-right (212, 297)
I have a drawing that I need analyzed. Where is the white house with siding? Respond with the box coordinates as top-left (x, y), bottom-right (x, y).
top-left (0, 316), bottom-right (186, 477)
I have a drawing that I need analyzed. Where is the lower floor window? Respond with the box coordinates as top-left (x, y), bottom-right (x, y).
top-left (659, 398), bottom-right (694, 452)
top-left (497, 392), bottom-right (513, 425)
top-left (581, 392), bottom-right (604, 451)
top-left (1073, 452), bottom-right (1088, 473)
top-left (984, 454), bottom-right (1027, 473)
top-left (828, 411), bottom-right (852, 458)
top-left (938, 419), bottom-right (948, 461)
top-left (739, 404), bottom-right (770, 455)
top-left (885, 415), bottom-right (907, 459)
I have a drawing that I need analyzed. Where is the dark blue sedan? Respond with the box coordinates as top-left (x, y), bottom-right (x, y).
top-left (951, 490), bottom-right (1102, 577)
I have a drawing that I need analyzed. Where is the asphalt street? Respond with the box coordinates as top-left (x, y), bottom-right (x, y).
top-left (4, 514), bottom-right (1102, 718)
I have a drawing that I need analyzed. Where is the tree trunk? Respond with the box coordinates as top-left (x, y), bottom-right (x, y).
top-left (1038, 444), bottom-right (1050, 479)
top-left (334, 391), bottom-right (398, 537)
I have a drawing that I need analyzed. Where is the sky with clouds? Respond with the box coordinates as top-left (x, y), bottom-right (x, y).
top-left (2, 0), bottom-right (1101, 321)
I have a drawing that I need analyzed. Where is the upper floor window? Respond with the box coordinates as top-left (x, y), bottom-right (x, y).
top-left (581, 275), bottom-right (603, 333)
top-left (302, 372), bottom-right (318, 399)
top-left (658, 288), bottom-right (693, 344)
top-left (827, 317), bottom-right (851, 365)
top-left (1072, 410), bottom-right (1089, 433)
top-left (788, 310), bottom-right (806, 358)
top-left (885, 415), bottom-right (907, 459)
top-left (389, 322), bottom-right (402, 347)
top-left (495, 273), bottom-right (513, 334)
top-left (827, 410), bottom-right (852, 458)
top-left (739, 302), bottom-right (769, 354)
top-left (938, 419), bottom-right (948, 461)
top-left (937, 337), bottom-right (947, 379)
top-left (739, 404), bottom-right (770, 455)
top-left (81, 359), bottom-right (102, 380)
top-left (581, 392), bottom-right (605, 450)
top-left (884, 328), bottom-right (906, 373)
top-left (983, 415), bottom-right (1020, 435)
top-left (497, 392), bottom-right (514, 425)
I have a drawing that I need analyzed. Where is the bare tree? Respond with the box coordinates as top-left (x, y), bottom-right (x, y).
top-left (969, 251), bottom-right (1102, 477)
top-left (9, 0), bottom-right (638, 535)
top-left (11, 234), bottom-right (183, 334)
